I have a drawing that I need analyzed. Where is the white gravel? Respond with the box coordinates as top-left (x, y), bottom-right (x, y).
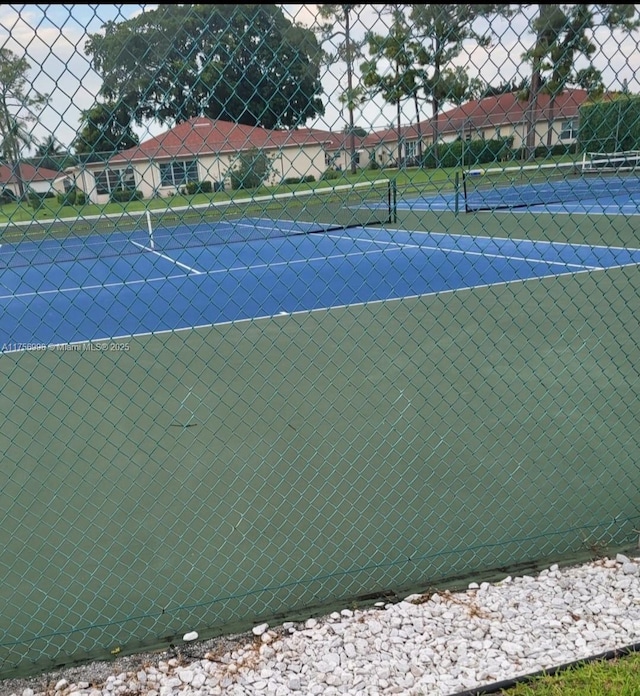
top-left (3, 553), bottom-right (640, 696)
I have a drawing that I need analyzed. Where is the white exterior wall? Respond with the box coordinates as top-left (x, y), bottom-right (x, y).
top-left (369, 116), bottom-right (579, 167)
top-left (324, 148), bottom-right (369, 172)
top-left (25, 179), bottom-right (55, 195)
top-left (274, 144), bottom-right (327, 182)
top-left (1, 178), bottom-right (56, 197)
top-left (477, 119), bottom-right (577, 149)
top-left (74, 143), bottom-right (329, 204)
top-left (371, 144), bottom-right (397, 168)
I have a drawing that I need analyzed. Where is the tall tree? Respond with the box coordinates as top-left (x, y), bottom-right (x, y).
top-left (317, 4), bottom-right (366, 174)
top-left (72, 101), bottom-right (139, 158)
top-left (439, 66), bottom-right (485, 107)
top-left (481, 77), bottom-right (529, 99)
top-left (0, 48), bottom-right (48, 199)
top-left (85, 4), bottom-right (324, 130)
top-left (522, 4), bottom-right (640, 159)
top-left (409, 4), bottom-right (507, 166)
top-left (361, 6), bottom-right (428, 169)
top-left (34, 135), bottom-right (67, 171)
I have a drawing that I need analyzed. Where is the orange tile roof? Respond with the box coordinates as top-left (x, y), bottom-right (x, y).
top-left (101, 89), bottom-right (591, 164)
top-left (364, 89), bottom-right (590, 144)
top-left (109, 117), bottom-right (334, 163)
top-left (0, 162), bottom-right (60, 185)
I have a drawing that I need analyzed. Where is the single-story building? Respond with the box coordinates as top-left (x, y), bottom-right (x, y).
top-left (0, 162), bottom-right (60, 199)
top-left (363, 89), bottom-right (590, 168)
top-left (54, 89), bottom-right (594, 201)
top-left (58, 118), bottom-right (335, 205)
top-left (322, 132), bottom-right (372, 172)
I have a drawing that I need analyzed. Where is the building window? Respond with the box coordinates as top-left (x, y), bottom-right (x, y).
top-left (95, 168), bottom-right (135, 195)
top-left (495, 126), bottom-right (502, 138)
top-left (159, 160), bottom-right (199, 187)
top-left (560, 120), bottom-right (577, 140)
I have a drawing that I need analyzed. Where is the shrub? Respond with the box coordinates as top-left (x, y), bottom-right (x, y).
top-left (0, 188), bottom-right (16, 205)
top-left (282, 175), bottom-right (316, 185)
top-left (184, 180), bottom-right (213, 195)
top-left (229, 149), bottom-right (273, 190)
top-left (320, 168), bottom-right (341, 180)
top-left (579, 96), bottom-right (640, 154)
top-left (110, 189), bottom-right (143, 203)
top-left (57, 187), bottom-right (82, 206)
top-left (421, 137), bottom-right (516, 169)
top-left (27, 189), bottom-right (56, 207)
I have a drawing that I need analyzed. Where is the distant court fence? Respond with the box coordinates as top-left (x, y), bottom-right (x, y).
top-left (461, 154), bottom-right (640, 211)
top-left (1, 4), bottom-right (639, 680)
top-left (0, 180), bottom-right (394, 268)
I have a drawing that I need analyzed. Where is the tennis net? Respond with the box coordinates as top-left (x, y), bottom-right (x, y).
top-left (462, 154), bottom-right (640, 212)
top-left (0, 179), bottom-right (395, 268)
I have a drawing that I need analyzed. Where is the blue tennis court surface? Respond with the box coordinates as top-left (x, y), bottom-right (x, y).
top-left (2, 226), bottom-right (640, 350)
top-left (399, 183), bottom-right (640, 214)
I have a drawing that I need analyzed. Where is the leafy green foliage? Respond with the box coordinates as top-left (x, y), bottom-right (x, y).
top-left (229, 149), bottom-right (273, 190)
top-left (422, 137), bottom-right (516, 169)
top-left (85, 5), bottom-right (324, 129)
top-left (110, 189), bottom-right (143, 203)
top-left (183, 181), bottom-right (213, 195)
top-left (33, 136), bottom-right (68, 171)
top-left (0, 187), bottom-right (17, 205)
top-left (56, 187), bottom-right (87, 206)
top-left (578, 95), bottom-right (640, 153)
top-left (0, 47), bottom-right (48, 198)
top-left (26, 189), bottom-right (54, 209)
top-left (362, 5), bottom-right (505, 168)
top-left (317, 5), bottom-right (367, 173)
top-left (72, 101), bottom-right (139, 156)
top-left (520, 4), bottom-right (639, 156)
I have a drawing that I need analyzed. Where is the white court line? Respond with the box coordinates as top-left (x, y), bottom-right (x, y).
top-left (381, 226), bottom-right (640, 253)
top-left (10, 265), bottom-right (620, 354)
top-left (0, 246), bottom-right (392, 301)
top-left (130, 241), bottom-right (204, 274)
top-left (1, 231), bottom-right (634, 302)
top-left (329, 232), bottom-right (606, 271)
top-left (500, 207), bottom-right (640, 216)
top-left (1, 271), bottom-right (193, 301)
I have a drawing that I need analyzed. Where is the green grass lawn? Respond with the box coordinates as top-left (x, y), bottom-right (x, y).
top-left (1, 155), bottom-right (575, 227)
top-left (493, 653), bottom-right (640, 695)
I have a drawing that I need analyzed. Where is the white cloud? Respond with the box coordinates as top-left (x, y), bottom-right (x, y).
top-left (2, 3), bottom-right (640, 152)
top-left (0, 4), bottom-right (154, 148)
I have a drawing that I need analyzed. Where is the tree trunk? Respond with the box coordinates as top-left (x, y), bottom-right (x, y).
top-left (397, 99), bottom-right (402, 169)
top-left (546, 96), bottom-right (556, 149)
top-left (345, 8), bottom-right (357, 175)
top-left (525, 64), bottom-right (542, 161)
top-left (10, 146), bottom-right (26, 200)
top-left (414, 92), bottom-right (423, 166)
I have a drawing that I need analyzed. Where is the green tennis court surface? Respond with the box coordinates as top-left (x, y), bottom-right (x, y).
top-left (2, 197), bottom-right (639, 677)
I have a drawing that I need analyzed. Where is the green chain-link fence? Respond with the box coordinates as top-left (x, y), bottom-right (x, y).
top-left (1, 3), bottom-right (639, 680)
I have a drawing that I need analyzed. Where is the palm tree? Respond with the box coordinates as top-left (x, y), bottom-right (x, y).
top-left (0, 116), bottom-right (38, 200)
top-left (318, 4), bottom-right (366, 174)
top-left (35, 135), bottom-right (65, 170)
top-left (0, 48), bottom-right (48, 199)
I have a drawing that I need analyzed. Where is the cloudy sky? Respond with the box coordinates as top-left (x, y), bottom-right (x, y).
top-left (2, 4), bottom-right (640, 152)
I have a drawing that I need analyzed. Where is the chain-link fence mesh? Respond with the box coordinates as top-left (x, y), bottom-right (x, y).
top-left (1, 3), bottom-right (639, 679)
